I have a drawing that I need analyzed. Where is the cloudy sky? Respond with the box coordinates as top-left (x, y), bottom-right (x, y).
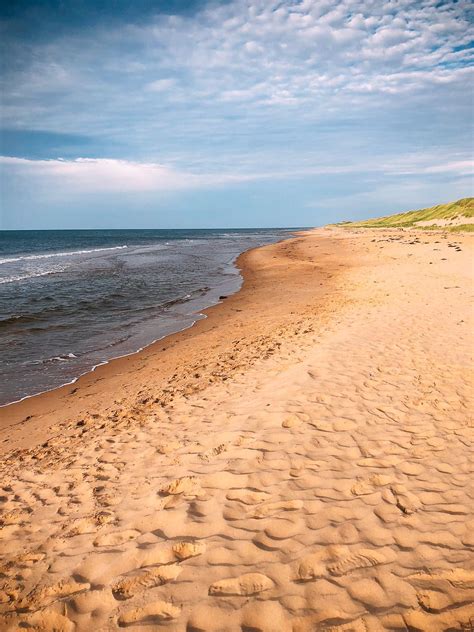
top-left (1, 0), bottom-right (472, 229)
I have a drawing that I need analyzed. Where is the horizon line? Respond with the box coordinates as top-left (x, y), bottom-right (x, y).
top-left (0, 226), bottom-right (315, 232)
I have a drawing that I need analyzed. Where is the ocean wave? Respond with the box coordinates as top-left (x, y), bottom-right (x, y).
top-left (0, 269), bottom-right (66, 284)
top-left (160, 286), bottom-right (211, 309)
top-left (0, 245), bottom-right (128, 265)
top-left (47, 352), bottom-right (78, 362)
top-left (30, 353), bottom-right (78, 365)
top-left (0, 313), bottom-right (40, 326)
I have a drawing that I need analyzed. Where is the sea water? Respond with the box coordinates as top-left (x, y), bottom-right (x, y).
top-left (0, 228), bottom-right (293, 405)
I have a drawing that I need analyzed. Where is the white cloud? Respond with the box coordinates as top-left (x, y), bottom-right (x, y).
top-left (1, 0), bottom-right (472, 218)
top-left (2, 152), bottom-right (471, 195)
top-left (388, 159), bottom-right (473, 177)
top-left (0, 157), bottom-right (196, 191)
top-left (243, 41), bottom-right (264, 54)
top-left (3, 0), bottom-right (473, 132)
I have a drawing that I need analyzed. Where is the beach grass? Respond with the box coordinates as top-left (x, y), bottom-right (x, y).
top-left (337, 197), bottom-right (474, 231)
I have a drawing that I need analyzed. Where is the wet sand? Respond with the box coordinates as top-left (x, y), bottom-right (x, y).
top-left (0, 227), bottom-right (473, 631)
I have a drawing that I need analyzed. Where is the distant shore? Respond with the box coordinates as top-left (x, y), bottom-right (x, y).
top-left (1, 226), bottom-right (473, 631)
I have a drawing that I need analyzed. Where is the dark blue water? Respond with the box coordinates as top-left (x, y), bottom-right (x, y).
top-left (0, 229), bottom-right (293, 405)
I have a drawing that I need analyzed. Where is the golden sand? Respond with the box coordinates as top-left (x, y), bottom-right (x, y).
top-left (0, 227), bottom-right (472, 631)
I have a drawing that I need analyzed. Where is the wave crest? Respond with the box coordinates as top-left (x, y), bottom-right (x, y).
top-left (0, 245), bottom-right (128, 265)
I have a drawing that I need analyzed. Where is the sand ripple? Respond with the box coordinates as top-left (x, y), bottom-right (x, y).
top-left (0, 228), bottom-right (472, 630)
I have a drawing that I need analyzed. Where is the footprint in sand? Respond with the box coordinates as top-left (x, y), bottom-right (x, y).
top-left (264, 519), bottom-right (303, 540)
top-left (226, 490), bottom-right (270, 505)
top-left (199, 443), bottom-right (229, 461)
top-left (0, 551), bottom-right (44, 576)
top-left (389, 484), bottom-right (421, 515)
top-left (327, 547), bottom-right (395, 576)
top-left (172, 541), bottom-right (205, 560)
top-left (93, 529), bottom-right (140, 547)
top-left (404, 602), bottom-right (474, 632)
top-left (18, 579), bottom-right (90, 611)
top-left (323, 616), bottom-right (373, 632)
top-left (95, 491), bottom-right (122, 507)
top-left (63, 516), bottom-right (99, 537)
top-left (411, 571), bottom-right (474, 618)
top-left (249, 499), bottom-right (303, 519)
top-left (4, 610), bottom-right (75, 632)
top-left (209, 573), bottom-right (274, 596)
top-left (347, 577), bottom-right (393, 609)
top-left (296, 545), bottom-right (397, 582)
top-left (117, 601), bottom-right (181, 626)
top-left (0, 578), bottom-right (21, 605)
top-left (296, 552), bottom-right (327, 581)
top-left (0, 507), bottom-right (32, 526)
top-left (282, 416), bottom-right (301, 428)
top-left (95, 510), bottom-right (115, 526)
top-left (162, 476), bottom-right (201, 496)
top-left (351, 474), bottom-right (392, 496)
top-left (407, 569), bottom-right (474, 592)
top-left (417, 590), bottom-right (454, 613)
top-left (112, 564), bottom-right (181, 600)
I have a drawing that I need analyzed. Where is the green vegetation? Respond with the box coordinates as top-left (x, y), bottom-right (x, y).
top-left (447, 223), bottom-right (474, 233)
top-left (339, 197), bottom-right (474, 231)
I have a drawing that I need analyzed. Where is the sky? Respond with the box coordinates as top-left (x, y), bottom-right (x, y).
top-left (0, 0), bottom-right (473, 229)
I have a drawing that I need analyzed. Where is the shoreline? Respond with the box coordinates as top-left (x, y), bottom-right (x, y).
top-left (1, 226), bottom-right (472, 631)
top-left (0, 318), bottom-right (200, 408)
top-left (0, 231), bottom-right (293, 409)
top-left (0, 270), bottom-right (228, 409)
top-left (0, 228), bottom-right (325, 454)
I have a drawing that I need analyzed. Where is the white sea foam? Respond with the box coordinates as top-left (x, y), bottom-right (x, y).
top-left (0, 245), bottom-right (128, 265)
top-left (0, 269), bottom-right (66, 284)
top-left (47, 353), bottom-right (78, 362)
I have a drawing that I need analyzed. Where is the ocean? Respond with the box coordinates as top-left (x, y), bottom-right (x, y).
top-left (0, 228), bottom-right (292, 406)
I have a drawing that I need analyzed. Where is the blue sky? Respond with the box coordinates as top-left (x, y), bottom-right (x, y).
top-left (0, 0), bottom-right (473, 229)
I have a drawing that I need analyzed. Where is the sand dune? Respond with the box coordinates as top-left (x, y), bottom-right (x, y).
top-left (0, 227), bottom-right (472, 631)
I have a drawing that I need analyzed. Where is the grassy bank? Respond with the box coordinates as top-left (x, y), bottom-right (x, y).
top-left (339, 197), bottom-right (473, 232)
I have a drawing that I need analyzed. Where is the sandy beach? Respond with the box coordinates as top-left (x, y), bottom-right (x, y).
top-left (0, 226), bottom-right (472, 631)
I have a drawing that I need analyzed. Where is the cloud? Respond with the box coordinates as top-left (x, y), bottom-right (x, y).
top-left (0, 156), bottom-right (199, 191)
top-left (387, 159), bottom-right (473, 177)
top-left (1, 0), bottom-right (472, 227)
top-left (2, 0), bottom-right (472, 136)
top-left (2, 152), bottom-right (471, 195)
